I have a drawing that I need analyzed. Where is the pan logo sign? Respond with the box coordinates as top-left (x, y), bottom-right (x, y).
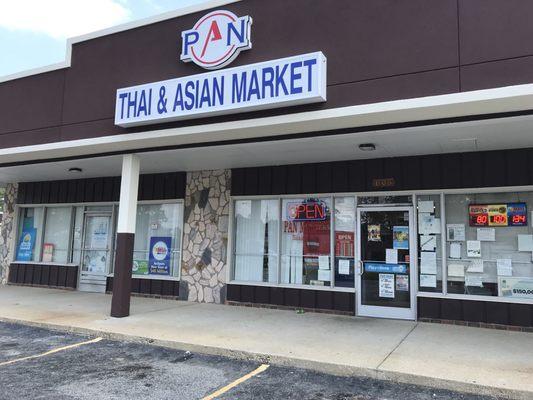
top-left (181, 10), bottom-right (252, 70)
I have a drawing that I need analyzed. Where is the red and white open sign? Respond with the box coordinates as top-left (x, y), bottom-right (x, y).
top-left (286, 200), bottom-right (327, 221)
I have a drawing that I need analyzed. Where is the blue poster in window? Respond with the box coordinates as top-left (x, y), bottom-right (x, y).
top-left (148, 236), bottom-right (172, 275)
top-left (392, 226), bottom-right (409, 249)
top-left (17, 228), bottom-right (36, 261)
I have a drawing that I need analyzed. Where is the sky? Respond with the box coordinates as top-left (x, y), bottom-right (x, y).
top-left (0, 0), bottom-right (211, 77)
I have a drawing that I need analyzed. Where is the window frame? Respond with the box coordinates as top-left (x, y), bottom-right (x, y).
top-left (12, 200), bottom-right (185, 281)
top-left (229, 185), bottom-right (533, 304)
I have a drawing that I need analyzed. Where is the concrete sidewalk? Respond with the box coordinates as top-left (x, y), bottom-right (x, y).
top-left (0, 286), bottom-right (531, 399)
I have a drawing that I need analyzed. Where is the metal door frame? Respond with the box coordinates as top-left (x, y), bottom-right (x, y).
top-left (79, 210), bottom-right (115, 287)
top-left (356, 206), bottom-right (416, 320)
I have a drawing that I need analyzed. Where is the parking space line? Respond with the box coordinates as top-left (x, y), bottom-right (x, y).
top-left (0, 337), bottom-right (103, 367)
top-left (202, 364), bottom-right (270, 400)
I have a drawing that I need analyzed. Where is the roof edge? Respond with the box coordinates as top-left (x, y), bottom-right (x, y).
top-left (0, 0), bottom-right (241, 84)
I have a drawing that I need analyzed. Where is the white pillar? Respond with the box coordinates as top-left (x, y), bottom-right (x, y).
top-left (117, 154), bottom-right (140, 234)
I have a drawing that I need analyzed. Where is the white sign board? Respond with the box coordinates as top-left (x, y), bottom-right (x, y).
top-left (115, 52), bottom-right (327, 127)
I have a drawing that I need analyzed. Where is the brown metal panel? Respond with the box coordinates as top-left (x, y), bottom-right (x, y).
top-left (8, 264), bottom-right (18, 283)
top-left (461, 56), bottom-right (533, 92)
top-left (66, 267), bottom-right (78, 288)
top-left (16, 265), bottom-right (25, 284)
top-left (161, 280), bottom-right (174, 297)
top-left (57, 266), bottom-right (68, 287)
top-left (0, 127), bottom-right (62, 150)
top-left (49, 265), bottom-right (59, 286)
top-left (459, 0), bottom-right (533, 64)
top-left (150, 279), bottom-right (162, 296)
top-left (40, 265), bottom-right (50, 285)
top-left (226, 284), bottom-right (241, 302)
top-left (32, 266), bottom-right (42, 285)
top-left (418, 297), bottom-right (441, 320)
top-left (24, 265), bottom-right (34, 284)
top-left (0, 70), bottom-right (65, 135)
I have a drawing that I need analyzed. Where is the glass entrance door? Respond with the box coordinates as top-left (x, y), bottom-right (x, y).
top-left (356, 206), bottom-right (416, 320)
top-left (79, 212), bottom-right (114, 292)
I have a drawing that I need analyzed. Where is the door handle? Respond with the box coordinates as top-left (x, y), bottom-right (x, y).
top-left (357, 260), bottom-right (364, 276)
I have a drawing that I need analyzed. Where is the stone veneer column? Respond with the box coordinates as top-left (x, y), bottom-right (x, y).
top-left (181, 170), bottom-right (230, 304)
top-left (0, 183), bottom-right (18, 284)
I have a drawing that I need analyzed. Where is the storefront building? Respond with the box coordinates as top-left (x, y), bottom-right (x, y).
top-left (2, 0), bottom-right (533, 328)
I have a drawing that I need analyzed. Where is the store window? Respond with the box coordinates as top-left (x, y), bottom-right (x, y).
top-left (16, 207), bottom-right (44, 262)
top-left (233, 199), bottom-right (279, 282)
top-left (416, 195), bottom-right (443, 293)
top-left (281, 198), bottom-right (332, 286)
top-left (42, 207), bottom-right (73, 263)
top-left (132, 203), bottom-right (183, 278)
top-left (444, 192), bottom-right (533, 299)
top-left (334, 197), bottom-right (355, 287)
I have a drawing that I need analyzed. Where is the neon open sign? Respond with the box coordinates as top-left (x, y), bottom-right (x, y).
top-left (286, 201), bottom-right (327, 221)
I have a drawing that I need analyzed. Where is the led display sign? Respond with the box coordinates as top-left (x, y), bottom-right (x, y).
top-left (468, 203), bottom-right (527, 227)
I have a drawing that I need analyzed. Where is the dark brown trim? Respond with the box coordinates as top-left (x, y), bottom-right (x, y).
top-left (17, 172), bottom-right (186, 204)
top-left (110, 233), bottom-right (134, 318)
top-left (105, 277), bottom-right (180, 299)
top-left (226, 284), bottom-right (355, 314)
top-left (418, 297), bottom-right (533, 328)
top-left (232, 147), bottom-right (533, 195)
top-left (7, 263), bottom-right (77, 289)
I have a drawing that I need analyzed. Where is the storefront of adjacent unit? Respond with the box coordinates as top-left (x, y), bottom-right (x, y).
top-left (2, 0), bottom-right (533, 328)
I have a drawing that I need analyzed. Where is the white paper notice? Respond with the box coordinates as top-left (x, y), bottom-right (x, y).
top-left (338, 259), bottom-right (350, 275)
top-left (518, 235), bottom-right (533, 252)
top-left (465, 275), bottom-right (484, 287)
top-left (430, 218), bottom-right (441, 234)
top-left (446, 224), bottom-right (465, 241)
top-left (420, 251), bottom-right (437, 274)
top-left (477, 228), bottom-right (495, 242)
top-left (418, 213), bottom-right (434, 234)
top-left (420, 274), bottom-right (437, 288)
top-left (318, 269), bottom-right (331, 282)
top-left (466, 240), bottom-right (481, 258)
top-left (235, 200), bottom-right (252, 218)
top-left (418, 200), bottom-right (434, 213)
top-left (449, 242), bottom-right (462, 259)
top-left (448, 264), bottom-right (465, 277)
top-left (496, 259), bottom-right (513, 276)
top-left (379, 274), bottom-right (395, 298)
top-left (318, 255), bottom-right (330, 270)
top-left (386, 249), bottom-right (398, 264)
top-left (467, 259), bottom-right (484, 273)
top-left (420, 235), bottom-right (437, 251)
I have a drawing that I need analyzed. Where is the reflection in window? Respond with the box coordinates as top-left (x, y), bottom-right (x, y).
top-left (281, 198), bottom-right (332, 286)
top-left (42, 207), bottom-right (72, 263)
top-left (334, 197), bottom-right (355, 287)
top-left (445, 192), bottom-right (533, 299)
top-left (233, 200), bottom-right (279, 283)
top-left (133, 203), bottom-right (183, 278)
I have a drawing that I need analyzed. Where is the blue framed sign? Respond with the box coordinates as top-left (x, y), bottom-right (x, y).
top-left (148, 236), bottom-right (172, 275)
top-left (365, 263), bottom-right (407, 274)
top-left (16, 228), bottom-right (36, 261)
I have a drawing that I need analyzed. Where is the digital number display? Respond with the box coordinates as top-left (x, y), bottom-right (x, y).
top-left (469, 203), bottom-right (527, 227)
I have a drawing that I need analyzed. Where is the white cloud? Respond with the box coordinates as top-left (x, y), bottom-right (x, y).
top-left (0, 0), bottom-right (132, 39)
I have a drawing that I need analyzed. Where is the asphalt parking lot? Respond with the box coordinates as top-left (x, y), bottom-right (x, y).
top-left (0, 321), bottom-right (504, 400)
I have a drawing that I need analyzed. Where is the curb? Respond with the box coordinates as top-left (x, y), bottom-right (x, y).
top-left (0, 316), bottom-right (530, 400)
